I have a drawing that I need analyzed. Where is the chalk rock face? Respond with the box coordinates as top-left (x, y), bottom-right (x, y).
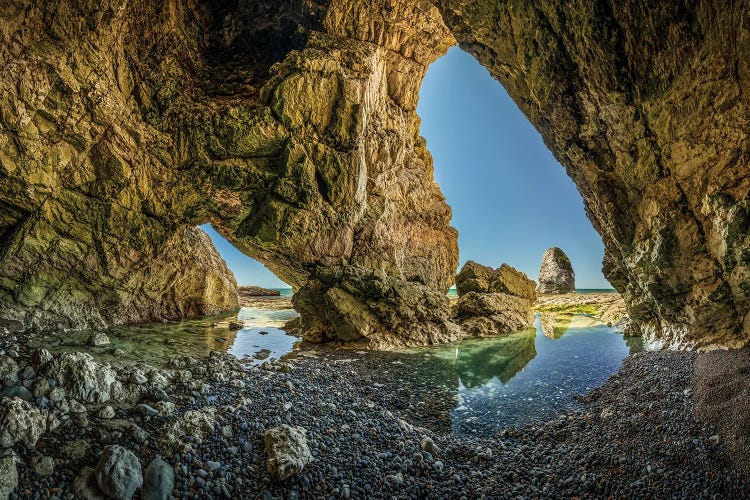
top-left (455, 261), bottom-right (536, 336)
top-left (0, 0), bottom-right (456, 343)
top-left (537, 248), bottom-right (576, 294)
top-left (434, 0), bottom-right (750, 349)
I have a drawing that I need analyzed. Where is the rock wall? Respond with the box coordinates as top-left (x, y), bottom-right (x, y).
top-left (1, 0), bottom-right (748, 350)
top-left (434, 0), bottom-right (750, 350)
top-left (0, 0), bottom-right (458, 337)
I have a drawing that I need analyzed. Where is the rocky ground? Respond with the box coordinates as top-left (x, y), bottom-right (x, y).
top-left (237, 296), bottom-right (293, 311)
top-left (0, 336), bottom-right (745, 498)
top-left (534, 292), bottom-right (628, 325)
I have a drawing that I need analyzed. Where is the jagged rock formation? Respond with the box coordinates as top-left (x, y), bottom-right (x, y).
top-left (455, 261), bottom-right (536, 336)
top-left (537, 248), bottom-right (576, 294)
top-left (456, 260), bottom-right (537, 300)
top-left (293, 266), bottom-right (461, 348)
top-left (434, 0), bottom-right (750, 350)
top-left (0, 0), bottom-right (457, 342)
top-left (0, 0), bottom-right (748, 349)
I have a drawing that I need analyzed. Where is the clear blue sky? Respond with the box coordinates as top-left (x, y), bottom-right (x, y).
top-left (204, 46), bottom-right (611, 289)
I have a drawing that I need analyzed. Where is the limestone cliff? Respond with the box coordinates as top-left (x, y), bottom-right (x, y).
top-left (0, 0), bottom-right (748, 350)
top-left (0, 0), bottom-right (458, 337)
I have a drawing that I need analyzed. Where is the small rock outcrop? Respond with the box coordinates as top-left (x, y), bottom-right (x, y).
top-left (456, 261), bottom-right (536, 300)
top-left (95, 445), bottom-right (143, 500)
top-left (455, 262), bottom-right (536, 336)
top-left (0, 398), bottom-right (47, 448)
top-left (293, 267), bottom-right (461, 348)
top-left (263, 425), bottom-right (313, 481)
top-left (457, 292), bottom-right (535, 337)
top-left (238, 286), bottom-right (281, 297)
top-left (43, 352), bottom-right (122, 404)
top-left (537, 248), bottom-right (575, 294)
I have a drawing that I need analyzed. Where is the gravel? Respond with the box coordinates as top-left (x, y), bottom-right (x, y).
top-left (0, 344), bottom-right (747, 498)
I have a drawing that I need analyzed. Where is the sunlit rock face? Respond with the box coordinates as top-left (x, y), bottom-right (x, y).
top-left (0, 0), bottom-right (457, 339)
top-left (537, 248), bottom-right (575, 294)
top-left (434, 0), bottom-right (750, 350)
top-left (1, 0), bottom-right (748, 350)
top-left (455, 261), bottom-right (536, 336)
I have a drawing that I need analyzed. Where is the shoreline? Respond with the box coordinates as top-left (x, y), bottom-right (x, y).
top-left (5, 342), bottom-right (748, 497)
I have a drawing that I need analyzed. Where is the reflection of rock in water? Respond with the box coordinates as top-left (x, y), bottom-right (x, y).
top-left (454, 329), bottom-right (537, 387)
top-left (625, 335), bottom-right (645, 354)
top-left (539, 313), bottom-right (571, 340)
top-left (206, 326), bottom-right (237, 353)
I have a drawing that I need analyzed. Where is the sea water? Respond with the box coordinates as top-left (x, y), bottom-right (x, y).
top-left (397, 313), bottom-right (642, 435)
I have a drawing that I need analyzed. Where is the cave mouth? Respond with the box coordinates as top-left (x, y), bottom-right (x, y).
top-left (199, 224), bottom-right (291, 295)
top-left (417, 47), bottom-right (611, 291)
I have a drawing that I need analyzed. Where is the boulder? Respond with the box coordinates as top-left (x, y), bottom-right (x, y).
top-left (0, 386), bottom-right (32, 402)
top-left (263, 425), bottom-right (313, 480)
top-left (457, 292), bottom-right (535, 336)
top-left (141, 457), bottom-right (174, 500)
top-left (43, 352), bottom-right (122, 403)
top-left (72, 467), bottom-right (106, 500)
top-left (95, 445), bottom-right (143, 500)
top-left (0, 358), bottom-right (18, 387)
top-left (159, 407), bottom-right (216, 455)
top-left (88, 332), bottom-right (111, 347)
top-left (456, 261), bottom-right (536, 301)
top-left (537, 248), bottom-right (575, 294)
top-left (30, 455), bottom-right (54, 476)
top-left (0, 398), bottom-right (47, 448)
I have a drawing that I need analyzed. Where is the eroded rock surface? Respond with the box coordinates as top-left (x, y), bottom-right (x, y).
top-left (537, 248), bottom-right (575, 294)
top-left (0, 0), bottom-right (748, 349)
top-left (263, 425), bottom-right (313, 481)
top-left (293, 266), bottom-right (461, 348)
top-left (456, 261), bottom-right (537, 301)
top-left (455, 261), bottom-right (536, 336)
top-left (434, 0), bottom-right (750, 349)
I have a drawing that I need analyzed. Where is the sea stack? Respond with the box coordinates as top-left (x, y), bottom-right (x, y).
top-left (537, 248), bottom-right (575, 294)
top-left (454, 261), bottom-right (536, 336)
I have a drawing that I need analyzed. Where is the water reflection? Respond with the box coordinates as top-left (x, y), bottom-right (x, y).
top-left (27, 307), bottom-right (300, 367)
top-left (426, 329), bottom-right (537, 387)
top-left (393, 313), bottom-right (642, 435)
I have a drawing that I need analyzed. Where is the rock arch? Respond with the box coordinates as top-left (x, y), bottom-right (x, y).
top-left (0, 0), bottom-right (747, 349)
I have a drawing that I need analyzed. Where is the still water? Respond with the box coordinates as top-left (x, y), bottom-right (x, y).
top-left (397, 313), bottom-right (642, 435)
top-left (28, 305), bottom-right (640, 434)
top-left (27, 307), bottom-right (300, 367)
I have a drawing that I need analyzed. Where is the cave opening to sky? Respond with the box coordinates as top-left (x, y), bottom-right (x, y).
top-left (417, 47), bottom-right (611, 290)
top-left (205, 46), bottom-right (611, 290)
